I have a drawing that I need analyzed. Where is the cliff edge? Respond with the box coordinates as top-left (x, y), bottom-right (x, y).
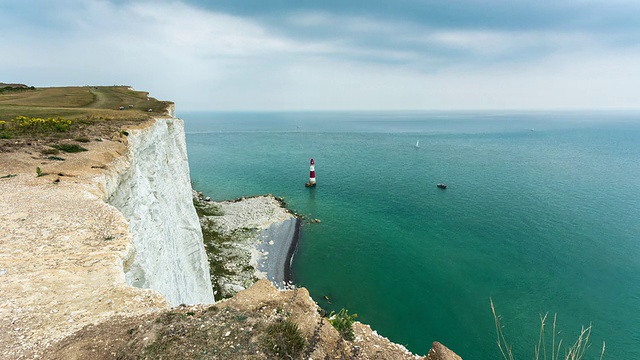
top-left (0, 120), bottom-right (170, 358)
top-left (42, 279), bottom-right (428, 359)
top-left (0, 87), bottom-right (461, 359)
top-left (105, 118), bottom-right (214, 306)
top-left (0, 114), bottom-right (215, 357)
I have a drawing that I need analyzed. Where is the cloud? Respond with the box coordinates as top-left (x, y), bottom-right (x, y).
top-left (1, 2), bottom-right (286, 91)
top-left (210, 48), bottom-right (640, 111)
top-left (0, 0), bottom-right (639, 110)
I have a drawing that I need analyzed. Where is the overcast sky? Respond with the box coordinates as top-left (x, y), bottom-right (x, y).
top-left (1, 0), bottom-right (639, 111)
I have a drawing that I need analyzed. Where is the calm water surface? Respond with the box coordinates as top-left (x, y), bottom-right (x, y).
top-left (182, 111), bottom-right (640, 359)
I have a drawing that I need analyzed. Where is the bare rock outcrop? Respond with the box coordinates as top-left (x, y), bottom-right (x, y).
top-left (43, 280), bottom-right (446, 359)
top-left (427, 341), bottom-right (463, 360)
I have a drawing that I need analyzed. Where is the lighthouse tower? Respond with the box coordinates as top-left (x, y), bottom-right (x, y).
top-left (306, 158), bottom-right (316, 187)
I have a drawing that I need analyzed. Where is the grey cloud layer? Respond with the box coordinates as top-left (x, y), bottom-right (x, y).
top-left (1, 0), bottom-right (639, 110)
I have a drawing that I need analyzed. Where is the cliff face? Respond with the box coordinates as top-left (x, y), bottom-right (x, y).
top-left (0, 114), bottom-right (216, 359)
top-left (106, 118), bottom-right (215, 306)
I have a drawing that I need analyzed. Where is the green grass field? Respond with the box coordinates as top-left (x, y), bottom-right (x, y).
top-left (0, 85), bottom-right (172, 145)
top-left (0, 85), bottom-right (170, 120)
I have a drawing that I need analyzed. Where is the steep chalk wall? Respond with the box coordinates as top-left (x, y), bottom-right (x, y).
top-left (107, 117), bottom-right (215, 305)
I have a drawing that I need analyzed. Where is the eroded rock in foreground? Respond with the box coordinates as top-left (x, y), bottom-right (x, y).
top-left (43, 279), bottom-right (461, 359)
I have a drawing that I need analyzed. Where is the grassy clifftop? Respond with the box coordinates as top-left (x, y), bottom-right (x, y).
top-left (0, 85), bottom-right (170, 120)
top-left (0, 85), bottom-right (172, 151)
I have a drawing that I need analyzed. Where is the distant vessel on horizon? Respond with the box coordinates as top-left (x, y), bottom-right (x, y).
top-left (415, 140), bottom-right (420, 148)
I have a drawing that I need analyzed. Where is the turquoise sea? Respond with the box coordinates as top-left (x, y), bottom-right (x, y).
top-left (182, 111), bottom-right (640, 359)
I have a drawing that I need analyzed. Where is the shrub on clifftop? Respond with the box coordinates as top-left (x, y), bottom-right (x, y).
top-left (51, 143), bottom-right (88, 153)
top-left (10, 115), bottom-right (73, 133)
top-left (261, 318), bottom-right (307, 359)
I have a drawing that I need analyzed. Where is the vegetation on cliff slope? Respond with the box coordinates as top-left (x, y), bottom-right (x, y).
top-left (329, 308), bottom-right (358, 341)
top-left (41, 280), bottom-right (423, 360)
top-left (193, 192), bottom-right (260, 301)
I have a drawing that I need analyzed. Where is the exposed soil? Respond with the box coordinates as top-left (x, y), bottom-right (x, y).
top-left (42, 280), bottom-right (433, 360)
top-left (0, 119), bottom-right (140, 154)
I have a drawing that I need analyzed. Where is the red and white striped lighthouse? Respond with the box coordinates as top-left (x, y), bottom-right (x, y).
top-left (306, 158), bottom-right (316, 187)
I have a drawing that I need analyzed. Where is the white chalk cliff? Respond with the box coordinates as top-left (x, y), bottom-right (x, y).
top-left (106, 116), bottom-right (215, 306)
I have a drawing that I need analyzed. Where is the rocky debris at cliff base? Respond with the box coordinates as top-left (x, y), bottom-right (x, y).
top-left (44, 279), bottom-right (456, 360)
top-left (193, 192), bottom-right (297, 300)
top-left (205, 193), bottom-right (294, 232)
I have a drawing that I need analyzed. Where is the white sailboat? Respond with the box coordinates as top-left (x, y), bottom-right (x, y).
top-left (415, 140), bottom-right (420, 148)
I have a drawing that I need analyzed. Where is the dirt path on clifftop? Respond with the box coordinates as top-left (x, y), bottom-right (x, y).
top-left (87, 87), bottom-right (110, 108)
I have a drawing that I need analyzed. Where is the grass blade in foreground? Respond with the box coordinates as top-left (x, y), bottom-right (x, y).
top-left (490, 298), bottom-right (605, 360)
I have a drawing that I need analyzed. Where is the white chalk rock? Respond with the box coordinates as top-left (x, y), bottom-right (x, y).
top-left (106, 118), bottom-right (215, 305)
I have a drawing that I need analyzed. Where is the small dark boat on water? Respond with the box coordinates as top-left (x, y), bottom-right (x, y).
top-left (437, 183), bottom-right (447, 189)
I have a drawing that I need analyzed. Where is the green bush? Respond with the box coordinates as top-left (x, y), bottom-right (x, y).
top-left (261, 319), bottom-right (307, 359)
top-left (52, 144), bottom-right (88, 153)
top-left (0, 86), bottom-right (35, 94)
top-left (193, 199), bottom-right (224, 217)
top-left (41, 148), bottom-right (60, 155)
top-left (329, 308), bottom-right (357, 341)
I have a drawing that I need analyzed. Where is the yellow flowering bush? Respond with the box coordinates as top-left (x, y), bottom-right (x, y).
top-left (11, 116), bottom-right (73, 132)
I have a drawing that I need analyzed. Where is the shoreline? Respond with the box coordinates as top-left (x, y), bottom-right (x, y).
top-left (284, 217), bottom-right (302, 283)
top-left (254, 216), bottom-right (301, 288)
